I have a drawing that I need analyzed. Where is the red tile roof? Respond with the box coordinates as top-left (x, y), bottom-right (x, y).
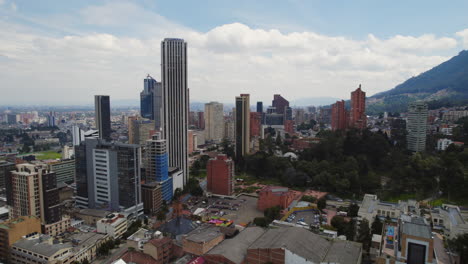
top-left (121, 251), bottom-right (158, 264)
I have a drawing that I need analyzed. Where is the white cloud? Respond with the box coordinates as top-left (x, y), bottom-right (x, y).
top-left (10, 2), bottom-right (16, 11)
top-left (0, 1), bottom-right (462, 105)
top-left (456, 29), bottom-right (468, 48)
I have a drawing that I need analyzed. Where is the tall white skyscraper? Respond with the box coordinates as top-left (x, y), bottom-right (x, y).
top-left (161, 38), bottom-right (189, 186)
top-left (406, 101), bottom-right (428, 152)
top-left (204, 102), bottom-right (224, 142)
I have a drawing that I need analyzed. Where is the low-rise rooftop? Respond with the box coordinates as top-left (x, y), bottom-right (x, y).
top-left (206, 227), bottom-right (266, 264)
top-left (184, 225), bottom-right (223, 243)
top-left (13, 235), bottom-right (72, 257)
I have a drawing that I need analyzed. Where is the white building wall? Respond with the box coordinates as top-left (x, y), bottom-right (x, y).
top-left (93, 149), bottom-right (111, 206)
top-left (285, 249), bottom-right (316, 264)
top-left (172, 170), bottom-right (184, 193)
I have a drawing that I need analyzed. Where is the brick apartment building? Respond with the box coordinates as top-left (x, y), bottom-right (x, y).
top-left (207, 154), bottom-right (234, 196)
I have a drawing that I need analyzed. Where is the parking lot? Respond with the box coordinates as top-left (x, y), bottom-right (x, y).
top-left (284, 210), bottom-right (325, 227)
top-left (186, 195), bottom-right (263, 225)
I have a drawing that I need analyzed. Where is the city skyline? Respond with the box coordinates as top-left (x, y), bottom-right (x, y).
top-left (1, 1), bottom-right (468, 105)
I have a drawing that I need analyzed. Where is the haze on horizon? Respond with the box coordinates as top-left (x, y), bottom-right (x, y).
top-left (1, 0), bottom-right (468, 106)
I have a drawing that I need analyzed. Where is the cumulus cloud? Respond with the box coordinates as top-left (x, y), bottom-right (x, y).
top-left (0, 1), bottom-right (463, 105)
top-left (456, 29), bottom-right (468, 48)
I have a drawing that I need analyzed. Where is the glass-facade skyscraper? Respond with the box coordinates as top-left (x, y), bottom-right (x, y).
top-left (94, 95), bottom-right (111, 141)
top-left (141, 75), bottom-right (162, 129)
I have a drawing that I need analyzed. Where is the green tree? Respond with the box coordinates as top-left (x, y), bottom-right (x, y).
top-left (371, 216), bottom-right (383, 235)
top-left (347, 203), bottom-right (359, 217)
top-left (448, 233), bottom-right (468, 264)
top-left (317, 197), bottom-right (326, 211)
top-left (253, 217), bottom-right (269, 227)
top-left (357, 219), bottom-right (371, 251)
top-left (264, 206), bottom-right (281, 222)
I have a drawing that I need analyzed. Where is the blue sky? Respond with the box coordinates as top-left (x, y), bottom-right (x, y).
top-left (1, 0), bottom-right (468, 105)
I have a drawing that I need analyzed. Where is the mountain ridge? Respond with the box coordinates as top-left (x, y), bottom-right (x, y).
top-left (367, 50), bottom-right (468, 114)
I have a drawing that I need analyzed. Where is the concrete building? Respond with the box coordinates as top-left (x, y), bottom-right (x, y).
top-left (61, 145), bottom-right (74, 160)
top-left (431, 204), bottom-right (468, 239)
top-left (144, 133), bottom-right (173, 201)
top-left (205, 226), bottom-right (362, 264)
top-left (144, 237), bottom-right (174, 264)
top-left (75, 138), bottom-right (143, 216)
top-left (204, 102), bottom-right (224, 142)
top-left (96, 213), bottom-right (128, 238)
top-left (436, 138), bottom-right (453, 151)
top-left (272, 94), bottom-right (289, 115)
top-left (11, 232), bottom-right (109, 264)
top-left (45, 159), bottom-right (75, 184)
top-left (246, 227), bottom-right (362, 264)
top-left (6, 163), bottom-right (62, 225)
top-left (0, 216), bottom-right (42, 262)
top-left (332, 100), bottom-right (348, 131)
top-left (250, 112), bottom-right (262, 138)
top-left (207, 154), bottom-right (234, 196)
top-left (235, 94), bottom-right (250, 159)
top-left (188, 130), bottom-right (197, 154)
top-left (204, 227), bottom-right (266, 264)
top-left (407, 101), bottom-right (428, 152)
top-left (161, 38), bottom-right (189, 187)
top-left (42, 216), bottom-right (71, 236)
top-left (350, 85), bottom-right (367, 129)
top-left (128, 118), bottom-right (156, 145)
top-left (11, 235), bottom-right (73, 264)
top-left (0, 160), bottom-right (15, 192)
top-left (378, 216), bottom-right (435, 264)
top-left (72, 208), bottom-right (110, 226)
top-left (257, 186), bottom-right (300, 211)
top-left (141, 182), bottom-right (163, 215)
top-left (95, 95), bottom-right (112, 141)
top-left (357, 194), bottom-right (420, 227)
top-left (224, 118), bottom-right (235, 141)
top-left (294, 108), bottom-right (306, 125)
top-left (182, 225), bottom-right (224, 256)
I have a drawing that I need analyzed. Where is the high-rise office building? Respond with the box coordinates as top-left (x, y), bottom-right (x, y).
top-left (331, 100), bottom-right (348, 131)
top-left (294, 108), bottom-right (306, 125)
top-left (6, 164), bottom-right (61, 225)
top-left (161, 38), bottom-right (189, 186)
top-left (0, 160), bottom-right (15, 193)
top-left (75, 138), bottom-right (143, 215)
top-left (204, 102), bottom-right (224, 142)
top-left (250, 112), bottom-right (262, 138)
top-left (207, 154), bottom-right (234, 196)
top-left (47, 111), bottom-right (56, 127)
top-left (235, 94), bottom-right (250, 159)
top-left (45, 159), bottom-right (75, 185)
top-left (141, 75), bottom-right (163, 129)
top-left (407, 102), bottom-right (428, 152)
top-left (144, 133), bottom-right (173, 201)
top-left (94, 95), bottom-right (111, 141)
top-left (128, 118), bottom-right (156, 145)
top-left (272, 94), bottom-right (289, 115)
top-left (350, 85), bottom-right (367, 129)
top-left (256, 102), bottom-right (263, 113)
top-left (197, 112), bottom-right (205, 129)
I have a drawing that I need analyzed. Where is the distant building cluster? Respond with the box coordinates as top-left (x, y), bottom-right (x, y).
top-left (331, 85), bottom-right (367, 131)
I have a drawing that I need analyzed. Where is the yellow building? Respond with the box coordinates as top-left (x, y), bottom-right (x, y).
top-left (0, 216), bottom-right (42, 262)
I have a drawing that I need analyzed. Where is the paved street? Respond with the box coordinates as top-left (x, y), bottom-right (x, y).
top-left (97, 242), bottom-right (128, 264)
top-left (434, 233), bottom-right (451, 264)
